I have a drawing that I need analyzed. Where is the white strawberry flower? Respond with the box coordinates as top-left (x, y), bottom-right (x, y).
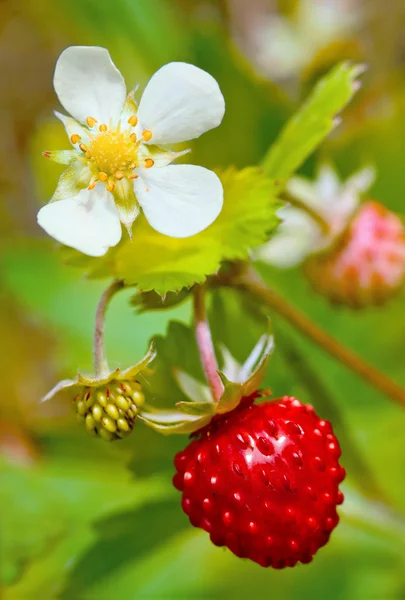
top-left (37, 46), bottom-right (225, 256)
top-left (257, 165), bottom-right (375, 268)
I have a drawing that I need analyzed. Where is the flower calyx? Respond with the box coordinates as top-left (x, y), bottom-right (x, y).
top-left (139, 333), bottom-right (274, 435)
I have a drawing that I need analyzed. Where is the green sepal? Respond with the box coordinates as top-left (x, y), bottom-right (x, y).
top-left (215, 372), bottom-right (244, 414)
top-left (50, 160), bottom-right (91, 203)
top-left (172, 369), bottom-right (213, 404)
top-left (139, 324), bottom-right (274, 435)
top-left (41, 342), bottom-right (156, 402)
top-left (175, 401), bottom-right (216, 417)
top-left (138, 408), bottom-right (211, 435)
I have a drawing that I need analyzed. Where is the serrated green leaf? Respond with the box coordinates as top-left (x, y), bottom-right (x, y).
top-left (262, 62), bottom-right (363, 180)
top-left (61, 167), bottom-right (280, 295)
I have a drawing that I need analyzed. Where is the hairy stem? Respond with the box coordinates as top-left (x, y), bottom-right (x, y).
top-left (193, 285), bottom-right (224, 402)
top-left (94, 280), bottom-right (125, 377)
top-left (233, 267), bottom-right (405, 409)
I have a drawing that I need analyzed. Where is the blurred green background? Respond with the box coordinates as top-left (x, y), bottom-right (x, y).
top-left (1, 0), bottom-right (405, 598)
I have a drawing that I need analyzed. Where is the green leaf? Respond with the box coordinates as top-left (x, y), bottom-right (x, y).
top-left (262, 62), bottom-right (364, 180)
top-left (62, 167), bottom-right (281, 296)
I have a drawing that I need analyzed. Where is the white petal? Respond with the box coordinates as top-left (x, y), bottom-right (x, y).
top-left (134, 164), bottom-right (223, 238)
top-left (54, 46), bottom-right (126, 124)
top-left (37, 187), bottom-right (122, 256)
top-left (257, 209), bottom-right (319, 267)
top-left (137, 62), bottom-right (225, 144)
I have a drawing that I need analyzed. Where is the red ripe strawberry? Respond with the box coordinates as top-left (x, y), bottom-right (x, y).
top-left (173, 395), bottom-right (345, 569)
top-left (304, 201), bottom-right (405, 308)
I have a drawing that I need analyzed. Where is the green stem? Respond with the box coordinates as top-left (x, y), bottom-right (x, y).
top-left (232, 266), bottom-right (405, 410)
top-left (93, 280), bottom-right (125, 378)
top-left (193, 285), bottom-right (224, 402)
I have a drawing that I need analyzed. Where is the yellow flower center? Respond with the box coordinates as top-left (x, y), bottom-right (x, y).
top-left (71, 116), bottom-right (154, 192)
top-left (88, 131), bottom-right (136, 175)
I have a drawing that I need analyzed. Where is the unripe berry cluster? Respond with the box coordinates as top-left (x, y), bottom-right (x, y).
top-left (74, 381), bottom-right (145, 441)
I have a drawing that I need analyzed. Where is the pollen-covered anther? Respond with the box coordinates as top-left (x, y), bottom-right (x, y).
top-left (86, 116), bottom-right (98, 128)
top-left (128, 115), bottom-right (138, 127)
top-left (130, 133), bottom-right (137, 143)
top-left (99, 124), bottom-right (108, 132)
top-left (106, 180), bottom-right (115, 192)
top-left (114, 171), bottom-right (125, 180)
top-left (144, 158), bottom-right (154, 168)
top-left (70, 134), bottom-right (81, 144)
top-left (99, 172), bottom-right (108, 182)
top-left (88, 180), bottom-right (98, 190)
top-left (142, 129), bottom-right (152, 142)
top-left (79, 143), bottom-right (88, 153)
top-left (128, 173), bottom-right (139, 179)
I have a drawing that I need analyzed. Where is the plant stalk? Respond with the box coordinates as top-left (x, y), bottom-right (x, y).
top-left (94, 280), bottom-right (125, 377)
top-left (193, 285), bottom-right (224, 402)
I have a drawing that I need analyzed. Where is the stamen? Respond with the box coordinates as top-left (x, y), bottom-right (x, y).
top-left (99, 124), bottom-right (108, 132)
top-left (129, 162), bottom-right (137, 169)
top-left (70, 134), bottom-right (81, 144)
top-left (114, 171), bottom-right (125, 180)
top-left (99, 172), bottom-right (108, 182)
top-left (86, 116), bottom-right (98, 128)
top-left (142, 130), bottom-right (152, 142)
top-left (144, 158), bottom-right (154, 168)
top-left (106, 180), bottom-right (115, 192)
top-left (88, 180), bottom-right (97, 190)
top-left (128, 115), bottom-right (138, 127)
top-left (128, 173), bottom-right (139, 179)
top-left (79, 143), bottom-right (88, 153)
top-left (130, 133), bottom-right (137, 143)
top-left (85, 151), bottom-right (92, 159)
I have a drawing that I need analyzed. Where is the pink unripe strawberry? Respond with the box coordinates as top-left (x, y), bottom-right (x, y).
top-left (304, 201), bottom-right (405, 308)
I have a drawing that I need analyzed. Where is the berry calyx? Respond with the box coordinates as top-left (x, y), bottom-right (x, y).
top-left (304, 201), bottom-right (405, 308)
top-left (75, 380), bottom-right (145, 441)
top-left (173, 395), bottom-right (345, 568)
